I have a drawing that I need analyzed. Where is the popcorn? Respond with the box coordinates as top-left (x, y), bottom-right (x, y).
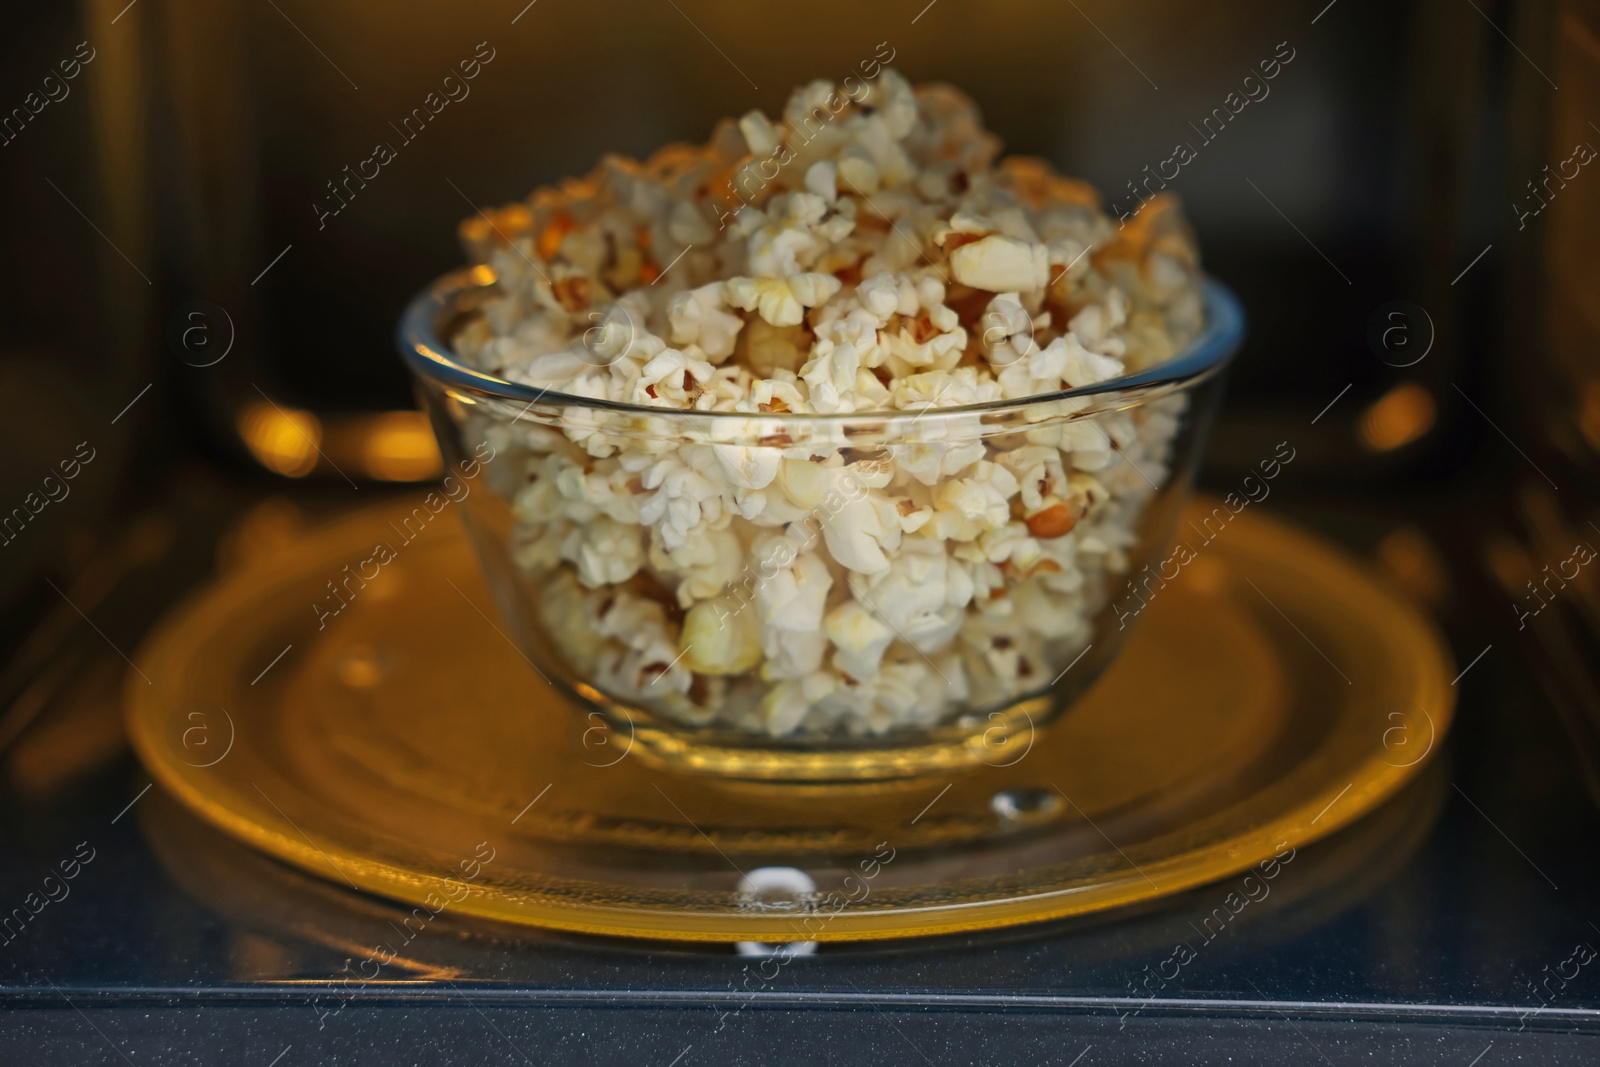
top-left (798, 339), bottom-right (860, 413)
top-left (682, 597), bottom-right (762, 675)
top-left (949, 234), bottom-right (1049, 293)
top-left (850, 540), bottom-right (966, 655)
top-left (453, 70), bottom-right (1206, 737)
top-left (1068, 349), bottom-right (1124, 395)
top-left (931, 462), bottom-right (1017, 542)
top-left (856, 272), bottom-right (903, 322)
top-left (738, 110), bottom-right (781, 157)
top-left (653, 525), bottom-right (745, 605)
top-left (776, 457), bottom-right (834, 510)
top-left (805, 161), bottom-right (838, 203)
top-left (979, 292), bottom-right (1036, 368)
top-left (761, 624), bottom-right (828, 679)
top-left (725, 273), bottom-right (843, 327)
top-left (821, 491), bottom-right (892, 574)
top-left (752, 535), bottom-right (833, 632)
top-left (668, 284), bottom-right (745, 362)
top-left (825, 600), bottom-right (895, 679)
top-left (637, 348), bottom-right (714, 405)
top-left (760, 672), bottom-right (837, 736)
top-left (638, 456), bottom-right (722, 549)
top-left (566, 517), bottom-right (644, 587)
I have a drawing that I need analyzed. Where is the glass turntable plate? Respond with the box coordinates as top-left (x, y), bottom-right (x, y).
top-left (127, 498), bottom-right (1453, 942)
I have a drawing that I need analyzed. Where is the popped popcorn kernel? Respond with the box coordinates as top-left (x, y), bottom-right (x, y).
top-left (682, 598), bottom-right (762, 675)
top-left (949, 234), bottom-right (1049, 293)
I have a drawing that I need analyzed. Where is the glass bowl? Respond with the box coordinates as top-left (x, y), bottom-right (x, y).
top-left (397, 268), bottom-right (1244, 782)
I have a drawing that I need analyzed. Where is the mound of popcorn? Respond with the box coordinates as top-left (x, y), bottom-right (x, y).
top-left (451, 70), bottom-right (1205, 738)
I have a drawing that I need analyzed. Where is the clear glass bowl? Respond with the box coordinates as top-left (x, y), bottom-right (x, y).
top-left (398, 268), bottom-right (1244, 781)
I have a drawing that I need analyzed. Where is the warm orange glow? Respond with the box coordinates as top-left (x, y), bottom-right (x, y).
top-left (337, 645), bottom-right (388, 688)
top-left (538, 211), bottom-right (576, 260)
top-left (238, 401), bottom-right (320, 477)
top-left (1185, 554), bottom-right (1226, 595)
top-left (469, 263), bottom-right (497, 286)
top-left (1359, 383), bottom-right (1436, 451)
top-left (1374, 526), bottom-right (1449, 606)
top-left (1483, 533), bottom-right (1533, 595)
top-left (217, 497), bottom-right (305, 571)
top-left (362, 411), bottom-right (443, 481)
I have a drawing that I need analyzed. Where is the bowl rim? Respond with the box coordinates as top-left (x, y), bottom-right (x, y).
top-left (396, 269), bottom-right (1245, 423)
